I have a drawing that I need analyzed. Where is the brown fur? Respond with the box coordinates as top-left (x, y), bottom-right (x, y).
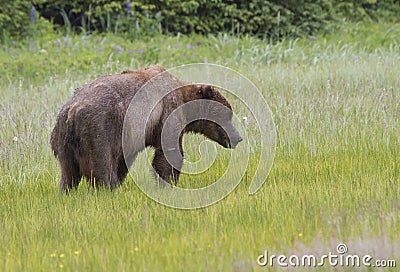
top-left (50, 65), bottom-right (242, 192)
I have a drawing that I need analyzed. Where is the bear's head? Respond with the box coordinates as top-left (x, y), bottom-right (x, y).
top-left (183, 84), bottom-right (243, 148)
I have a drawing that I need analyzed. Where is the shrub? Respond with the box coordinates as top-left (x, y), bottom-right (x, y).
top-left (1, 0), bottom-right (400, 41)
top-left (0, 0), bottom-right (33, 39)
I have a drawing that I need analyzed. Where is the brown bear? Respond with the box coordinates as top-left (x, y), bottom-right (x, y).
top-left (50, 65), bottom-right (242, 192)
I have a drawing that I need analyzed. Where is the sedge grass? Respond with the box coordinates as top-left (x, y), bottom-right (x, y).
top-left (0, 22), bottom-right (399, 271)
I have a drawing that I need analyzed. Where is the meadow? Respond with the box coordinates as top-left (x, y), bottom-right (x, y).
top-left (1, 21), bottom-right (399, 271)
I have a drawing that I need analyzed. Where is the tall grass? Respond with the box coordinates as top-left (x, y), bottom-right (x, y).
top-left (0, 22), bottom-right (399, 271)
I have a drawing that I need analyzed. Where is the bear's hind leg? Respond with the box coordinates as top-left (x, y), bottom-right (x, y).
top-left (88, 158), bottom-right (119, 190)
top-left (59, 157), bottom-right (81, 193)
top-left (117, 158), bottom-right (129, 184)
top-left (85, 146), bottom-right (120, 189)
top-left (88, 168), bottom-right (118, 190)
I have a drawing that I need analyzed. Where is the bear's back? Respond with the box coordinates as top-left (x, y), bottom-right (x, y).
top-left (72, 65), bottom-right (167, 102)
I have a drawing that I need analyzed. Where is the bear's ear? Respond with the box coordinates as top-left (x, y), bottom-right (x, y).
top-left (198, 85), bottom-right (214, 99)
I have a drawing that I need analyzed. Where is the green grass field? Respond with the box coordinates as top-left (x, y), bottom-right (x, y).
top-left (1, 22), bottom-right (399, 271)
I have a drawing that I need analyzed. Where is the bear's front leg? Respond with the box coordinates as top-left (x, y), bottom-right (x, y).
top-left (152, 147), bottom-right (183, 185)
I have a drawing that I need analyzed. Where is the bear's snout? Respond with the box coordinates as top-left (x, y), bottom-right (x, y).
top-left (230, 134), bottom-right (243, 148)
top-left (224, 125), bottom-right (243, 149)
